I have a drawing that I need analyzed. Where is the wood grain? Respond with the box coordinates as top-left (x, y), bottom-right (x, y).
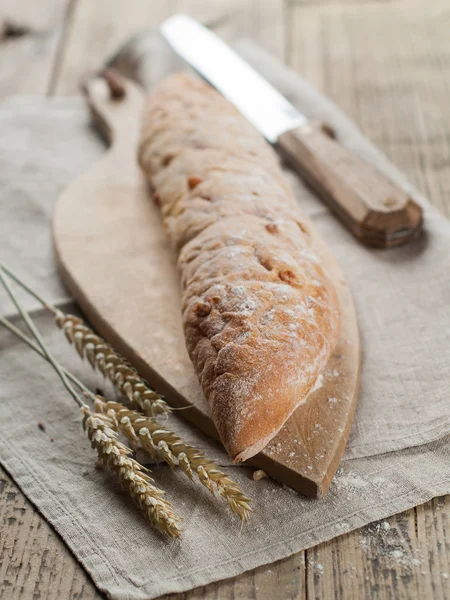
top-left (53, 0), bottom-right (285, 96)
top-left (0, 468), bottom-right (100, 600)
top-left (289, 0), bottom-right (450, 218)
top-left (1, 0), bottom-right (450, 599)
top-left (288, 0), bottom-right (450, 598)
top-left (278, 122), bottom-right (422, 246)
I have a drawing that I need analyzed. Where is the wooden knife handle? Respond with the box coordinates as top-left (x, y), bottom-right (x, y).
top-left (277, 122), bottom-right (423, 247)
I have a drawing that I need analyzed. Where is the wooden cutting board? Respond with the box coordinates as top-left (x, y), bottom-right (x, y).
top-left (53, 74), bottom-right (361, 498)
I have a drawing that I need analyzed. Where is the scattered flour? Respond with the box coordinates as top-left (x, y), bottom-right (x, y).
top-left (238, 298), bottom-right (258, 313)
top-left (231, 284), bottom-right (246, 295)
top-left (308, 559), bottom-right (324, 574)
top-left (312, 373), bottom-right (324, 392)
top-left (336, 472), bottom-right (369, 491)
top-left (359, 520), bottom-right (424, 569)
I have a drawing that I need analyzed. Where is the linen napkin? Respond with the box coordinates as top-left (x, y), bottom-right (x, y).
top-left (0, 41), bottom-right (449, 600)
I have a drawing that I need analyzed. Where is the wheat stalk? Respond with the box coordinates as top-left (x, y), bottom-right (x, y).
top-left (0, 265), bottom-right (169, 418)
top-left (55, 312), bottom-right (170, 417)
top-left (0, 269), bottom-right (182, 538)
top-left (95, 398), bottom-right (252, 521)
top-left (82, 407), bottom-right (182, 537)
top-left (0, 269), bottom-right (84, 406)
top-left (0, 266), bottom-right (252, 522)
top-left (1, 317), bottom-right (183, 537)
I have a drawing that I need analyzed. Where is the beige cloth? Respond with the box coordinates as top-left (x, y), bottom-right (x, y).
top-left (0, 40), bottom-right (449, 600)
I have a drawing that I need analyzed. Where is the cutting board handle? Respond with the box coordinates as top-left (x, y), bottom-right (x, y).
top-left (84, 70), bottom-right (145, 153)
top-left (277, 122), bottom-right (423, 248)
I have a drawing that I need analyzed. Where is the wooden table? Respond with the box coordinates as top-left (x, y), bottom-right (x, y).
top-left (1, 1), bottom-right (449, 598)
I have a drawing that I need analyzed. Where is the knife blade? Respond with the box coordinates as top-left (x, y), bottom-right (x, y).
top-left (161, 14), bottom-right (307, 143)
top-left (161, 15), bottom-right (423, 247)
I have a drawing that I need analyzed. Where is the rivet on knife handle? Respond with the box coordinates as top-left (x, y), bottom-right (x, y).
top-left (277, 122), bottom-right (423, 247)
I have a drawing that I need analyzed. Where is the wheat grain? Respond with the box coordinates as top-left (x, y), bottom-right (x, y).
top-left (95, 399), bottom-right (252, 521)
top-left (82, 406), bottom-right (182, 537)
top-left (55, 312), bottom-right (169, 417)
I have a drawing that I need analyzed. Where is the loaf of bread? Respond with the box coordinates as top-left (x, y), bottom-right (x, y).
top-left (138, 73), bottom-right (340, 462)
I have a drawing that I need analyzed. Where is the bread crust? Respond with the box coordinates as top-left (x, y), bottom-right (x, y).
top-left (139, 73), bottom-right (340, 461)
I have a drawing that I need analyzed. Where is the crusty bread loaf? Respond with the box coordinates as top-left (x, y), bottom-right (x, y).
top-left (138, 73), bottom-right (340, 462)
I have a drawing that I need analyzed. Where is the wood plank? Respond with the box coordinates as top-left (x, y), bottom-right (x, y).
top-left (168, 554), bottom-right (306, 600)
top-left (302, 500), bottom-right (450, 600)
top-left (0, 0), bottom-right (71, 96)
top-left (54, 0), bottom-right (285, 96)
top-left (289, 1), bottom-right (450, 599)
top-left (289, 0), bottom-right (450, 217)
top-left (0, 467), bottom-right (102, 599)
top-left (416, 496), bottom-right (450, 599)
top-left (306, 510), bottom-right (422, 600)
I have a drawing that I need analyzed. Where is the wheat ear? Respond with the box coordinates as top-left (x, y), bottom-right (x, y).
top-left (0, 266), bottom-right (251, 522)
top-left (0, 275), bottom-right (182, 539)
top-left (0, 267), bottom-right (169, 418)
top-left (95, 399), bottom-right (252, 521)
top-left (55, 312), bottom-right (170, 417)
top-left (82, 407), bottom-right (182, 537)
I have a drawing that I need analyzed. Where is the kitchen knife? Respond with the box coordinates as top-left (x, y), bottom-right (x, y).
top-left (161, 14), bottom-right (423, 247)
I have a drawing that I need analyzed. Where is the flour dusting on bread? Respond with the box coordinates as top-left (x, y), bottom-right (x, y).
top-left (139, 73), bottom-right (340, 461)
